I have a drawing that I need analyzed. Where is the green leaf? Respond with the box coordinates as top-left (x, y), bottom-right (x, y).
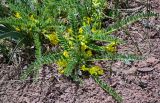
top-left (33, 33), bottom-right (42, 59)
top-left (88, 44), bottom-right (105, 52)
top-left (105, 12), bottom-right (159, 35)
top-left (0, 25), bottom-right (11, 33)
top-left (64, 59), bottom-right (77, 77)
top-left (21, 52), bottom-right (62, 80)
top-left (93, 76), bottom-right (122, 103)
top-left (0, 31), bottom-right (23, 40)
top-left (91, 53), bottom-right (141, 62)
top-left (57, 33), bottom-right (70, 50)
top-left (91, 34), bottom-right (123, 43)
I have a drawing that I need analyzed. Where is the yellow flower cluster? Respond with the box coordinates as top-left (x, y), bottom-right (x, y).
top-left (91, 28), bottom-right (96, 33)
top-left (89, 66), bottom-right (104, 75)
top-left (83, 17), bottom-right (92, 25)
top-left (45, 32), bottom-right (59, 45)
top-left (86, 17), bottom-right (92, 24)
top-left (57, 60), bottom-right (67, 74)
top-left (105, 42), bottom-right (117, 53)
top-left (63, 50), bottom-right (69, 58)
top-left (85, 50), bottom-right (92, 57)
top-left (67, 28), bottom-right (73, 34)
top-left (15, 27), bottom-right (21, 31)
top-left (81, 65), bottom-right (104, 76)
top-left (29, 14), bottom-right (35, 21)
top-left (81, 65), bottom-right (89, 71)
top-left (68, 41), bottom-right (74, 49)
top-left (57, 60), bottom-right (67, 68)
top-left (79, 27), bottom-right (83, 34)
top-left (78, 34), bottom-right (88, 51)
top-left (29, 14), bottom-right (39, 24)
top-left (80, 42), bottom-right (87, 51)
top-left (14, 12), bottom-right (21, 19)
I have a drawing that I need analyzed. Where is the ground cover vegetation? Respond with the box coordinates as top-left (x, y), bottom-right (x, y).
top-left (0, 0), bottom-right (159, 102)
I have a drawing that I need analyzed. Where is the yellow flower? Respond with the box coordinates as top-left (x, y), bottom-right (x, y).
top-left (86, 50), bottom-right (92, 57)
top-left (57, 60), bottom-right (67, 74)
top-left (14, 12), bottom-right (21, 19)
top-left (81, 65), bottom-right (89, 71)
top-left (81, 42), bottom-right (87, 51)
top-left (78, 27), bottom-right (83, 34)
top-left (83, 22), bottom-right (87, 26)
top-left (89, 66), bottom-right (104, 76)
top-left (97, 69), bottom-right (104, 75)
top-left (78, 35), bottom-right (84, 40)
top-left (105, 42), bottom-right (117, 53)
top-left (42, 29), bottom-right (47, 34)
top-left (69, 41), bottom-right (74, 49)
top-left (29, 14), bottom-right (39, 23)
top-left (58, 68), bottom-right (64, 74)
top-left (57, 60), bottom-right (67, 68)
top-left (45, 32), bottom-right (59, 45)
top-left (86, 17), bottom-right (92, 24)
top-left (83, 17), bottom-right (92, 24)
top-left (91, 28), bottom-right (96, 33)
top-left (81, 65), bottom-right (104, 76)
top-left (63, 50), bottom-right (69, 58)
top-left (67, 28), bottom-right (73, 34)
top-left (78, 35), bottom-right (88, 46)
top-left (15, 27), bottom-right (20, 31)
top-left (29, 14), bottom-right (36, 21)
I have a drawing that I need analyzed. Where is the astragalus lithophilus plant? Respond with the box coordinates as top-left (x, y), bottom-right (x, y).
top-left (0, 0), bottom-right (158, 102)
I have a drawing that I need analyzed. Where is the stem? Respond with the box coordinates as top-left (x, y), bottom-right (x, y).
top-left (33, 33), bottom-right (42, 59)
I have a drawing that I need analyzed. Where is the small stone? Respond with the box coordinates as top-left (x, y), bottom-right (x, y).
top-left (139, 80), bottom-right (148, 89)
top-left (146, 57), bottom-right (159, 65)
top-left (112, 67), bottom-right (118, 72)
top-left (114, 61), bottom-right (123, 67)
top-left (154, 63), bottom-right (160, 70)
top-left (141, 75), bottom-right (149, 80)
top-left (158, 90), bottom-right (160, 96)
top-left (55, 84), bottom-right (61, 87)
top-left (111, 82), bottom-right (119, 88)
top-left (106, 96), bottom-right (113, 101)
top-left (123, 67), bottom-right (137, 75)
top-left (137, 61), bottom-right (148, 68)
top-left (126, 75), bottom-right (135, 84)
top-left (137, 67), bottom-right (154, 72)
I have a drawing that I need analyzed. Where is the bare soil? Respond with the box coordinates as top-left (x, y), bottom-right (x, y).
top-left (0, 0), bottom-right (160, 103)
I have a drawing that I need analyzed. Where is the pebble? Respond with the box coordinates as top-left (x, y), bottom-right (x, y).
top-left (137, 67), bottom-right (154, 73)
top-left (139, 80), bottom-right (148, 89)
top-left (146, 57), bottom-right (159, 65)
top-left (123, 67), bottom-right (137, 75)
top-left (158, 90), bottom-right (160, 96)
top-left (137, 61), bottom-right (148, 68)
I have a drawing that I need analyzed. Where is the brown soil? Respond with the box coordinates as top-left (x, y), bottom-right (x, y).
top-left (0, 0), bottom-right (160, 103)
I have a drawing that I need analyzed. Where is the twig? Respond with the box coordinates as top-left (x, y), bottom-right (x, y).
top-left (118, 5), bottom-right (145, 13)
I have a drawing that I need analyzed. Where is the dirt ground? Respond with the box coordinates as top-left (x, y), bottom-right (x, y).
top-left (0, 0), bottom-right (160, 103)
